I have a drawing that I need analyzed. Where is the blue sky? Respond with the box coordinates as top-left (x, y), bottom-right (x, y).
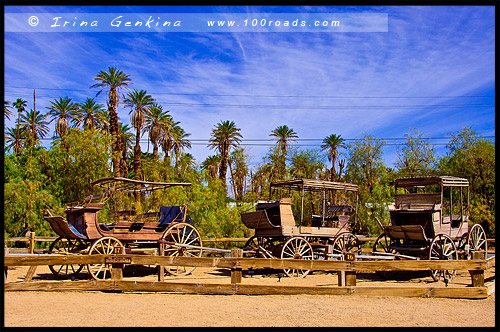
top-left (4, 5), bottom-right (495, 170)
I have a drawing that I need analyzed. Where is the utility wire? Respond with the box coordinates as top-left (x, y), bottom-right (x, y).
top-left (4, 86), bottom-right (495, 99)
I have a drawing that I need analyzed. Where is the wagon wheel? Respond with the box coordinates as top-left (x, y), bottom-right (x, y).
top-left (87, 236), bottom-right (125, 280)
top-left (331, 232), bottom-right (361, 257)
top-left (428, 234), bottom-right (458, 282)
top-left (160, 223), bottom-right (203, 276)
top-left (48, 237), bottom-right (86, 279)
top-left (372, 233), bottom-right (400, 279)
top-left (244, 236), bottom-right (277, 258)
top-left (467, 224), bottom-right (488, 260)
top-left (280, 237), bottom-right (314, 278)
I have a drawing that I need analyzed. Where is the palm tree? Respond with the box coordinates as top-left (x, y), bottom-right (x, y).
top-left (201, 155), bottom-right (221, 180)
top-left (4, 100), bottom-right (13, 120)
top-left (5, 127), bottom-right (25, 154)
top-left (320, 134), bottom-right (346, 182)
top-left (172, 125), bottom-right (192, 173)
top-left (91, 67), bottom-right (132, 176)
top-left (47, 96), bottom-right (78, 138)
top-left (269, 125), bottom-right (298, 180)
top-left (117, 123), bottom-right (134, 177)
top-left (160, 119), bottom-right (178, 165)
top-left (144, 104), bottom-right (172, 160)
top-left (123, 89), bottom-right (155, 179)
top-left (208, 120), bottom-right (242, 187)
top-left (12, 98), bottom-right (27, 145)
top-left (20, 109), bottom-right (49, 147)
top-left (177, 152), bottom-right (196, 181)
top-left (229, 147), bottom-right (248, 202)
top-left (72, 98), bottom-right (106, 130)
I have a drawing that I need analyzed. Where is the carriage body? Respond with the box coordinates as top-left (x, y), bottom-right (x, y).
top-left (373, 176), bottom-right (487, 282)
top-left (44, 177), bottom-right (203, 280)
top-left (240, 179), bottom-right (363, 277)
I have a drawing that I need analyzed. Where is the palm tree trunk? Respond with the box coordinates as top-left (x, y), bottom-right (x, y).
top-left (108, 96), bottom-right (121, 177)
top-left (133, 130), bottom-right (141, 179)
top-left (219, 154), bottom-right (228, 186)
top-left (152, 142), bottom-right (158, 160)
top-left (228, 160), bottom-right (237, 201)
top-left (330, 159), bottom-right (336, 182)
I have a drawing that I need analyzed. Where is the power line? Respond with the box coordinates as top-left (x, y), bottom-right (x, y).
top-left (4, 86), bottom-right (495, 99)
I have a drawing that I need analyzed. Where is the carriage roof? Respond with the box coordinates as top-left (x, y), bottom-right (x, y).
top-left (91, 177), bottom-right (191, 193)
top-left (395, 176), bottom-right (469, 188)
top-left (270, 179), bottom-right (359, 192)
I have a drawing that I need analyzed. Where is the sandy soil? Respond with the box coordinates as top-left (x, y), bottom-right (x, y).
top-left (3, 260), bottom-right (495, 328)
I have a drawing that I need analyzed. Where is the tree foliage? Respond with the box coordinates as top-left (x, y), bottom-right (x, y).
top-left (4, 73), bottom-right (494, 242)
top-left (438, 127), bottom-right (495, 235)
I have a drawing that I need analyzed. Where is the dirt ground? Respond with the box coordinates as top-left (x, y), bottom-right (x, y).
top-left (3, 258), bottom-right (496, 328)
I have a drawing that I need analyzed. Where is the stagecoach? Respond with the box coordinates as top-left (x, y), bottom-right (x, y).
top-left (241, 179), bottom-right (363, 278)
top-left (372, 176), bottom-right (487, 281)
top-left (44, 177), bottom-right (203, 280)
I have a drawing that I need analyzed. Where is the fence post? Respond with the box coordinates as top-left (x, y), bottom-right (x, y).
top-left (469, 251), bottom-right (485, 287)
top-left (158, 241), bottom-right (165, 282)
top-left (29, 231), bottom-right (35, 254)
top-left (338, 252), bottom-right (356, 286)
top-left (230, 249), bottom-right (243, 284)
top-left (110, 263), bottom-right (124, 281)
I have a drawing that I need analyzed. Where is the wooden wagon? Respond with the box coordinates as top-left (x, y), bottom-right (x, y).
top-left (44, 177), bottom-right (203, 280)
top-left (372, 176), bottom-right (487, 282)
top-left (241, 179), bottom-right (363, 278)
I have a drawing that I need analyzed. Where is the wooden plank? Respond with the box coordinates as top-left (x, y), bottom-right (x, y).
top-left (351, 286), bottom-right (488, 299)
top-left (4, 280), bottom-right (115, 292)
top-left (486, 255), bottom-right (495, 269)
top-left (4, 255), bottom-right (105, 266)
top-left (3, 281), bottom-right (489, 299)
top-left (4, 254), bottom-right (488, 272)
top-left (23, 266), bottom-right (37, 282)
top-left (352, 260), bottom-right (486, 272)
top-left (485, 281), bottom-right (495, 296)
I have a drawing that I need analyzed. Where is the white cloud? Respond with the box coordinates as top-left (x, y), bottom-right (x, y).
top-left (4, 5), bottom-right (495, 167)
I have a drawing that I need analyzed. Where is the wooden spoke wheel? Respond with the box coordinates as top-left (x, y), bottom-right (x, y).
top-left (87, 237), bottom-right (125, 280)
top-left (244, 236), bottom-right (278, 258)
top-left (160, 223), bottom-right (203, 276)
top-left (331, 232), bottom-right (361, 257)
top-left (429, 234), bottom-right (458, 282)
top-left (280, 237), bottom-right (314, 278)
top-left (48, 237), bottom-right (86, 279)
top-left (467, 224), bottom-right (488, 259)
top-left (372, 233), bottom-right (400, 279)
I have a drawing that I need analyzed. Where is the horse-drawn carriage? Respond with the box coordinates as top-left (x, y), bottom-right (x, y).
top-left (372, 176), bottom-right (488, 281)
top-left (44, 177), bottom-right (203, 280)
top-left (241, 179), bottom-right (363, 278)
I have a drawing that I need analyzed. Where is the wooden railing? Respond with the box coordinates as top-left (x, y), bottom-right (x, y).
top-left (4, 250), bottom-right (495, 299)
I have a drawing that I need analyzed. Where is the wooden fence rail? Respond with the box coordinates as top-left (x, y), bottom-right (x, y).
top-left (4, 251), bottom-right (495, 299)
top-left (3, 253), bottom-right (493, 272)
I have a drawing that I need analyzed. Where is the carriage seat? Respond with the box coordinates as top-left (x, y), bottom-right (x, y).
top-left (155, 206), bottom-right (193, 231)
top-left (44, 215), bottom-right (87, 239)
